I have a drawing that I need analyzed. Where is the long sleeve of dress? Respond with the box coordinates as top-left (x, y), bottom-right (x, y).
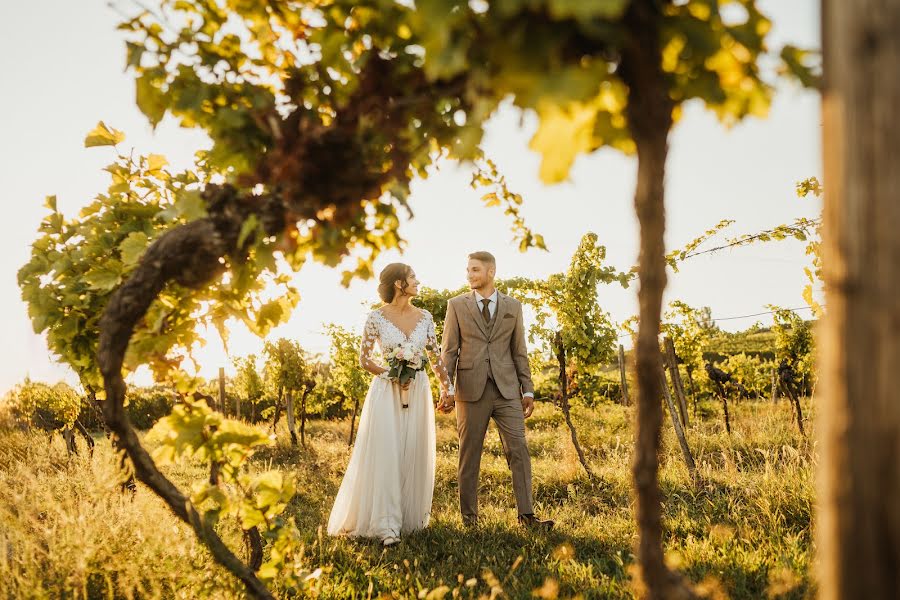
top-left (359, 312), bottom-right (389, 379)
top-left (425, 315), bottom-right (452, 392)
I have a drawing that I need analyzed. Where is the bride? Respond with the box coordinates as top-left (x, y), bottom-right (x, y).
top-left (327, 263), bottom-right (453, 546)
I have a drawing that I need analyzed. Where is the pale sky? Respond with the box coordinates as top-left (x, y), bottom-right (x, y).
top-left (0, 1), bottom-right (821, 394)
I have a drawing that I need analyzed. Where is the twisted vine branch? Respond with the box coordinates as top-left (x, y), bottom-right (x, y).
top-left (98, 185), bottom-right (285, 600)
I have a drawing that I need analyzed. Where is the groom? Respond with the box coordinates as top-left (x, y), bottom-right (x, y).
top-left (439, 251), bottom-right (553, 530)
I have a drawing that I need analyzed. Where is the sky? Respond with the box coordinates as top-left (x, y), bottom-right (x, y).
top-left (0, 1), bottom-right (822, 394)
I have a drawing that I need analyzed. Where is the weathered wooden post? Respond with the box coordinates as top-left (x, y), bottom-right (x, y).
top-left (663, 337), bottom-right (689, 427)
top-left (659, 367), bottom-right (696, 479)
top-left (217, 367), bottom-right (226, 414)
top-left (617, 344), bottom-right (630, 406)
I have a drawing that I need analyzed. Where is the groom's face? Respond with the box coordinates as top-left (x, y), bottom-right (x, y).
top-left (466, 259), bottom-right (495, 290)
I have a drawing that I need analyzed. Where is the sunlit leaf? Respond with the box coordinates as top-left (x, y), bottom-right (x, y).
top-left (84, 121), bottom-right (125, 147)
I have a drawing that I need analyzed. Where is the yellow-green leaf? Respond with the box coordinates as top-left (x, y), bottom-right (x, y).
top-left (84, 121), bottom-right (125, 148)
top-left (529, 100), bottom-right (597, 184)
top-left (146, 154), bottom-right (168, 172)
top-left (120, 231), bottom-right (150, 267)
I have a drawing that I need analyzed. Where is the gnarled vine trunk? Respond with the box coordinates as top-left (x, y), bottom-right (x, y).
top-left (554, 332), bottom-right (594, 478)
top-left (286, 388), bottom-right (298, 446)
top-left (98, 187), bottom-right (283, 600)
top-left (819, 1), bottom-right (900, 596)
top-left (348, 397), bottom-right (360, 447)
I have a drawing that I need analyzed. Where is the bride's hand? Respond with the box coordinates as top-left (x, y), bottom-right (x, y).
top-left (438, 391), bottom-right (455, 413)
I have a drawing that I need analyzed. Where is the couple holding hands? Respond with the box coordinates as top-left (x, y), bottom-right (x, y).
top-left (327, 251), bottom-right (553, 547)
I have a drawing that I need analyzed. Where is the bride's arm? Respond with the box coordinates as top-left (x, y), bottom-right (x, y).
top-left (425, 316), bottom-right (453, 394)
top-left (360, 313), bottom-right (389, 378)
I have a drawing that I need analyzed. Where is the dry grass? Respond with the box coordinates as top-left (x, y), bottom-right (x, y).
top-left (0, 398), bottom-right (815, 599)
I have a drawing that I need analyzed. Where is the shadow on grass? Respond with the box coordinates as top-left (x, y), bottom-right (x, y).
top-left (317, 517), bottom-right (636, 599)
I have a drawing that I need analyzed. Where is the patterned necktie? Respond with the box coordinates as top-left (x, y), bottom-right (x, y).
top-left (481, 298), bottom-right (491, 322)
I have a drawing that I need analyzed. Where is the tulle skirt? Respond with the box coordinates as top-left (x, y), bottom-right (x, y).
top-left (327, 371), bottom-right (436, 539)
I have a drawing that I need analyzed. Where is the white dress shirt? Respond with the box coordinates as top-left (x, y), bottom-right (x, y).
top-left (474, 289), bottom-right (499, 319)
top-left (474, 289), bottom-right (533, 399)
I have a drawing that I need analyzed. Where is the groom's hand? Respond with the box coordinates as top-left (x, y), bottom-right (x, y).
top-left (439, 391), bottom-right (455, 413)
top-left (521, 394), bottom-right (534, 418)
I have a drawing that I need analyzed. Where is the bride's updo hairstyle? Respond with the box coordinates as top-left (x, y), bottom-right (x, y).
top-left (378, 263), bottom-right (413, 303)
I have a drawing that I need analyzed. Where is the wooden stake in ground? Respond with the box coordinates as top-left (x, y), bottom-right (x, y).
top-left (218, 367), bottom-right (226, 414)
top-left (770, 367), bottom-right (778, 402)
top-left (659, 367), bottom-right (696, 480)
top-left (618, 344), bottom-right (631, 406)
top-left (820, 1), bottom-right (900, 594)
top-left (663, 338), bottom-right (689, 427)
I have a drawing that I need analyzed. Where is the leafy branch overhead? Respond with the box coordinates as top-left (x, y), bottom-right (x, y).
top-left (415, 0), bottom-right (818, 183)
top-left (18, 127), bottom-right (300, 395)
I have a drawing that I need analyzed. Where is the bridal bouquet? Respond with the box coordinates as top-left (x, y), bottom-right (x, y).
top-left (386, 342), bottom-right (427, 408)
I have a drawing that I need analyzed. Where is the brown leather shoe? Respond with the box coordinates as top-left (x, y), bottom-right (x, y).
top-left (462, 515), bottom-right (479, 528)
top-left (518, 513), bottom-right (554, 530)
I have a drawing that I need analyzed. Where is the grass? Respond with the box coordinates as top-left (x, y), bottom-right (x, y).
top-left (0, 398), bottom-right (815, 599)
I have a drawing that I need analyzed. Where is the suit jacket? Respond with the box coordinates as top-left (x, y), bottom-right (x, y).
top-left (440, 291), bottom-right (535, 402)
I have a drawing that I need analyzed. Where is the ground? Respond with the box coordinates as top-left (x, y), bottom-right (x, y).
top-left (0, 398), bottom-right (813, 599)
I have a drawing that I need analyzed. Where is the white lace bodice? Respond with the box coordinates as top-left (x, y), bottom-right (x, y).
top-left (360, 308), bottom-right (451, 390)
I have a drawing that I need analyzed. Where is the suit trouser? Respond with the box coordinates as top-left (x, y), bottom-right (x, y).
top-left (456, 378), bottom-right (534, 517)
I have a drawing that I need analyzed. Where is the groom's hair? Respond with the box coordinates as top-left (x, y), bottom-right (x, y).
top-left (468, 251), bottom-right (496, 266)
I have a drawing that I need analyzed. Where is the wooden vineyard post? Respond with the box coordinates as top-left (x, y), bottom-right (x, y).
top-left (285, 389), bottom-right (298, 446)
top-left (663, 338), bottom-right (689, 427)
top-left (770, 368), bottom-right (779, 402)
top-left (819, 0), bottom-right (900, 592)
top-left (217, 367), bottom-right (226, 414)
top-left (618, 344), bottom-right (630, 406)
top-left (659, 367), bottom-right (696, 479)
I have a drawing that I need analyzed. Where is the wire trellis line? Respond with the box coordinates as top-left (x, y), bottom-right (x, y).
top-left (616, 305), bottom-right (820, 339)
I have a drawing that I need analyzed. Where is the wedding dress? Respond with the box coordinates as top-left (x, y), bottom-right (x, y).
top-left (327, 308), bottom-right (451, 541)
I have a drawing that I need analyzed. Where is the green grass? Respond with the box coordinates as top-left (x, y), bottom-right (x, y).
top-left (0, 399), bottom-right (814, 599)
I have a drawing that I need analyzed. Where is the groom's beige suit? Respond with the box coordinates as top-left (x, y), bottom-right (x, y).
top-left (441, 290), bottom-right (535, 518)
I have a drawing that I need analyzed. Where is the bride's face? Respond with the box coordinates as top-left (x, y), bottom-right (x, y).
top-left (399, 270), bottom-right (419, 297)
